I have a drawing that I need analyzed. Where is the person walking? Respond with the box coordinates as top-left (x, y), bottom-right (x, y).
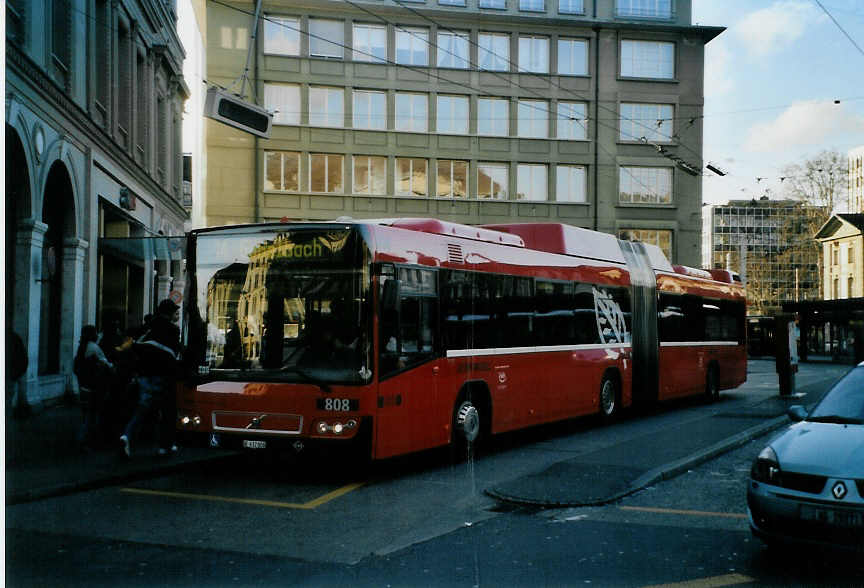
top-left (120, 299), bottom-right (182, 457)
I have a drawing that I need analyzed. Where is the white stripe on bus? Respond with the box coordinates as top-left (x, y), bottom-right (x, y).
top-left (446, 343), bottom-right (632, 358)
top-left (660, 341), bottom-right (739, 347)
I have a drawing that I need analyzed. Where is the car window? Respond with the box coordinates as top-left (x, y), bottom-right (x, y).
top-left (809, 367), bottom-right (864, 420)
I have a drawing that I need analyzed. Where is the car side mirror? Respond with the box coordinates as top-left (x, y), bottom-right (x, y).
top-left (787, 405), bottom-right (807, 422)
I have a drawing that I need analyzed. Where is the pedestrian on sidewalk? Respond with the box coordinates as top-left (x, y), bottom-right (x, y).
top-left (6, 328), bottom-right (29, 465)
top-left (120, 299), bottom-right (182, 458)
top-left (74, 324), bottom-right (115, 450)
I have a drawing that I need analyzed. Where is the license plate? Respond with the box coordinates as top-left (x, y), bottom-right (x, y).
top-left (800, 505), bottom-right (864, 527)
top-left (242, 439), bottom-right (267, 450)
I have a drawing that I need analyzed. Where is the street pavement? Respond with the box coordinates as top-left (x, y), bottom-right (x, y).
top-left (4, 359), bottom-right (853, 508)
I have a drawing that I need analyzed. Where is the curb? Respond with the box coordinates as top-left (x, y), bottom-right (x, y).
top-left (6, 453), bottom-right (237, 506)
top-left (485, 415), bottom-right (790, 509)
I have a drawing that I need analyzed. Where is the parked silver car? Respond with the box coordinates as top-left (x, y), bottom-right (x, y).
top-left (748, 362), bottom-right (864, 552)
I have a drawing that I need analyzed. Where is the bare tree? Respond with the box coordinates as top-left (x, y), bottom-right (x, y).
top-left (781, 150), bottom-right (849, 231)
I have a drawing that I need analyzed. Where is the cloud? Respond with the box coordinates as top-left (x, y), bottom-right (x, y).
top-left (743, 101), bottom-right (864, 152)
top-left (704, 37), bottom-right (733, 96)
top-left (734, 1), bottom-right (820, 57)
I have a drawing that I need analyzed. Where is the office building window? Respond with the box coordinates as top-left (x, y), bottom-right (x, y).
top-left (479, 0), bottom-right (507, 8)
top-left (478, 32), bottom-right (510, 71)
top-left (264, 16), bottom-right (300, 55)
top-left (353, 155), bottom-right (387, 195)
top-left (619, 166), bottom-right (672, 204)
top-left (519, 35), bottom-right (549, 73)
top-left (396, 158), bottom-right (429, 196)
top-left (620, 39), bottom-right (674, 79)
top-left (557, 38), bottom-right (588, 75)
top-left (518, 100), bottom-right (549, 138)
top-left (556, 101), bottom-right (587, 140)
top-left (620, 103), bottom-right (673, 142)
top-left (309, 153), bottom-right (344, 193)
top-left (264, 83), bottom-right (301, 125)
top-left (478, 163), bottom-right (509, 199)
top-left (520, 0), bottom-right (545, 11)
top-left (437, 31), bottom-right (470, 69)
top-left (353, 23), bottom-right (387, 62)
top-left (556, 165), bottom-right (587, 202)
top-left (395, 92), bottom-right (428, 132)
top-left (619, 228), bottom-right (672, 259)
top-left (559, 0), bottom-right (584, 13)
top-left (437, 95), bottom-right (469, 134)
top-left (478, 97), bottom-right (509, 136)
top-left (616, 0), bottom-right (672, 19)
top-left (309, 19), bottom-right (343, 58)
top-left (440, 0), bottom-right (467, 4)
top-left (396, 27), bottom-right (430, 65)
top-left (437, 160), bottom-right (469, 198)
top-left (517, 164), bottom-right (548, 201)
top-left (353, 90), bottom-right (387, 130)
top-left (309, 86), bottom-right (344, 127)
top-left (265, 151), bottom-right (300, 192)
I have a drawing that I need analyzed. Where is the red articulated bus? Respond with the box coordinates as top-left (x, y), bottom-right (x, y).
top-left (177, 218), bottom-right (746, 459)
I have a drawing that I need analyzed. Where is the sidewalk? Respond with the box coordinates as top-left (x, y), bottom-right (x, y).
top-left (4, 360), bottom-right (852, 507)
top-left (5, 397), bottom-right (235, 505)
top-left (486, 359), bottom-right (852, 507)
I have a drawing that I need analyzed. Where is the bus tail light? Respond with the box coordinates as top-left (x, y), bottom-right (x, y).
top-left (315, 419), bottom-right (358, 436)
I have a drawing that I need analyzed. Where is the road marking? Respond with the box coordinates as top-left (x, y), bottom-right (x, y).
top-left (642, 573), bottom-right (754, 588)
top-left (620, 506), bottom-right (748, 519)
top-left (120, 482), bottom-right (364, 510)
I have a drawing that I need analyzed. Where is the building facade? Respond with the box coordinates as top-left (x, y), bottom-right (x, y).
top-left (203, 0), bottom-right (721, 266)
top-left (815, 214), bottom-right (864, 301)
top-left (850, 146), bottom-right (864, 214)
top-left (702, 199), bottom-right (824, 316)
top-left (6, 0), bottom-right (189, 404)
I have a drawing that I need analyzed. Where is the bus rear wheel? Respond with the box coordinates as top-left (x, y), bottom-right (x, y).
top-left (705, 365), bottom-right (719, 403)
top-left (599, 374), bottom-right (619, 421)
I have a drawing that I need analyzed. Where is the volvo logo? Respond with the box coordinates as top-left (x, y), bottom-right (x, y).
top-left (832, 481), bottom-right (847, 500)
top-left (246, 414), bottom-right (268, 430)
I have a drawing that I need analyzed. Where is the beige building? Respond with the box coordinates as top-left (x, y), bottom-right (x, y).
top-left (815, 214), bottom-right (864, 300)
top-left (202, 0), bottom-right (722, 267)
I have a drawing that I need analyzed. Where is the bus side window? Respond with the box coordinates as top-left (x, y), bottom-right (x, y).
top-left (380, 267), bottom-right (438, 376)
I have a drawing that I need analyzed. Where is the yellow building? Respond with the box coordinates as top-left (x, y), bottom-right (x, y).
top-left (815, 214), bottom-right (864, 300)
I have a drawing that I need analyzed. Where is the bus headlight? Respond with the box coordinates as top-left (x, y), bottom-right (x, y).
top-left (314, 419), bottom-right (358, 436)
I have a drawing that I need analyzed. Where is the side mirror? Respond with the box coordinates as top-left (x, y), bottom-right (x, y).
top-left (382, 278), bottom-right (401, 316)
top-left (787, 405), bottom-right (808, 422)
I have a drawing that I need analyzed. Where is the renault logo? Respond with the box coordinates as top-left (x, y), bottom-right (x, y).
top-left (832, 481), bottom-right (847, 500)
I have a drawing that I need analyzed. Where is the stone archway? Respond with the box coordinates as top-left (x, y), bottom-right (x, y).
top-left (39, 162), bottom-right (76, 375)
top-left (5, 126), bottom-right (30, 334)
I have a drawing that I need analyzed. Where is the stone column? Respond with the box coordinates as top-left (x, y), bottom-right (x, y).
top-left (156, 259), bottom-right (173, 306)
top-left (60, 237), bottom-right (89, 395)
top-left (13, 220), bottom-right (49, 408)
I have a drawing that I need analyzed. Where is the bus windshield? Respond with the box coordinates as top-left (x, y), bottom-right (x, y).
top-left (189, 226), bottom-right (372, 384)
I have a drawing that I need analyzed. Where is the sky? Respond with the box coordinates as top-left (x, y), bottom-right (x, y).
top-left (693, 0), bottom-right (864, 206)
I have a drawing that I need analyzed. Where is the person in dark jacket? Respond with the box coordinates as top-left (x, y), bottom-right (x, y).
top-left (119, 299), bottom-right (181, 457)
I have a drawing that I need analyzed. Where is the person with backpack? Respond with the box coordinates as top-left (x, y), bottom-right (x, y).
top-left (119, 299), bottom-right (182, 457)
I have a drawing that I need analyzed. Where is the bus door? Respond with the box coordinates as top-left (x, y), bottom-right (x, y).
top-left (619, 241), bottom-right (659, 407)
top-left (374, 266), bottom-right (444, 459)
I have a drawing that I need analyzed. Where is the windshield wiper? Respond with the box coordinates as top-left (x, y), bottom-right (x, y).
top-left (806, 415), bottom-right (864, 425)
top-left (280, 365), bottom-right (332, 394)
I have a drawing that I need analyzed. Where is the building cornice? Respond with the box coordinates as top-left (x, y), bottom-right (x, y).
top-left (6, 42), bottom-right (188, 221)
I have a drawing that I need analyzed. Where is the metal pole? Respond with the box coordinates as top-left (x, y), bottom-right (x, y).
top-left (239, 0), bottom-right (264, 101)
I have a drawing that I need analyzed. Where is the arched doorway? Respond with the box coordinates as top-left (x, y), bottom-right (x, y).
top-left (39, 162), bottom-right (75, 375)
top-left (5, 126), bottom-right (30, 333)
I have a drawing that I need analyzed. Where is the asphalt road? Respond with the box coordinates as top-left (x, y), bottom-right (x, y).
top-left (6, 360), bottom-right (860, 587)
